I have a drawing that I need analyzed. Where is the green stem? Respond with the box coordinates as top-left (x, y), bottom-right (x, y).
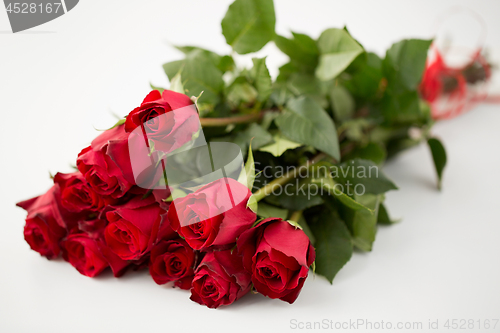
top-left (199, 113), bottom-right (261, 127)
top-left (289, 210), bottom-right (303, 222)
top-left (253, 153), bottom-right (327, 202)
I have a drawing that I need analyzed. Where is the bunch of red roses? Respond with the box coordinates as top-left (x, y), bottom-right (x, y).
top-left (17, 89), bottom-right (315, 308)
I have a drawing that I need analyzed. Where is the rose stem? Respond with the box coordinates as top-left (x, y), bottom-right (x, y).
top-left (253, 153), bottom-right (327, 202)
top-left (289, 210), bottom-right (303, 223)
top-left (199, 113), bottom-right (261, 127)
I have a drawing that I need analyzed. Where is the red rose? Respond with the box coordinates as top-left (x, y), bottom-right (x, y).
top-left (62, 233), bottom-right (108, 277)
top-left (190, 250), bottom-right (251, 308)
top-left (23, 213), bottom-right (65, 259)
top-left (149, 239), bottom-right (197, 289)
top-left (124, 90), bottom-right (194, 133)
top-left (104, 196), bottom-right (175, 261)
top-left (62, 233), bottom-right (129, 278)
top-left (125, 90), bottom-right (200, 190)
top-left (77, 124), bottom-right (137, 203)
top-left (168, 178), bottom-right (256, 250)
top-left (237, 217), bottom-right (315, 304)
top-left (73, 217), bottom-right (129, 277)
top-left (16, 185), bottom-right (68, 259)
top-left (54, 172), bottom-right (104, 212)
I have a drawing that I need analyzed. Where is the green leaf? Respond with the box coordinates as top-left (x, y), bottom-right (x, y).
top-left (315, 28), bottom-right (364, 81)
top-left (340, 194), bottom-right (381, 251)
top-left (257, 202), bottom-right (288, 220)
top-left (218, 55), bottom-right (236, 72)
top-left (286, 219), bottom-right (303, 230)
top-left (174, 46), bottom-right (235, 73)
top-left (259, 132), bottom-right (302, 157)
top-left (149, 83), bottom-right (165, 94)
top-left (221, 0), bottom-right (276, 54)
top-left (274, 32), bottom-right (318, 71)
top-left (275, 96), bottom-right (340, 160)
top-left (269, 83), bottom-right (295, 107)
top-left (311, 166), bottom-right (373, 213)
top-left (330, 85), bottom-right (355, 122)
top-left (238, 141), bottom-right (256, 191)
top-left (265, 177), bottom-right (324, 211)
top-left (287, 73), bottom-right (328, 108)
top-left (169, 71), bottom-right (185, 94)
top-left (342, 142), bottom-right (387, 165)
top-left (163, 60), bottom-right (184, 80)
top-left (276, 62), bottom-right (298, 82)
top-left (343, 52), bottom-right (383, 100)
top-left (427, 137), bottom-right (447, 190)
top-left (332, 159), bottom-right (397, 195)
top-left (250, 57), bottom-right (272, 102)
top-left (339, 118), bottom-right (371, 142)
top-left (233, 123), bottom-right (273, 153)
top-left (309, 209), bottom-right (353, 283)
top-left (287, 73), bottom-right (322, 95)
top-left (377, 203), bottom-right (400, 225)
top-left (297, 215), bottom-right (315, 244)
top-left (175, 46), bottom-right (220, 65)
top-left (95, 118), bottom-right (126, 132)
top-left (381, 90), bottom-right (423, 124)
top-left (259, 111), bottom-right (279, 130)
top-left (246, 195), bottom-right (258, 213)
top-left (227, 82), bottom-right (258, 106)
top-left (163, 49), bottom-right (224, 104)
top-left (244, 142), bottom-right (256, 191)
top-left (383, 39), bottom-right (432, 92)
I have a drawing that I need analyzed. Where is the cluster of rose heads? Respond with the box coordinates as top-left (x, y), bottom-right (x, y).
top-left (17, 90), bottom-right (315, 308)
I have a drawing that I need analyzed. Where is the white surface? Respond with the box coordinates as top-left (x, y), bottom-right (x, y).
top-left (1, 1), bottom-right (500, 332)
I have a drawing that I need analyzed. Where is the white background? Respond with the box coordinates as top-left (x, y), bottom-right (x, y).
top-left (1, 1), bottom-right (500, 332)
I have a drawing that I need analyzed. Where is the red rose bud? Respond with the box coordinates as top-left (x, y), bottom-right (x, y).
top-left (16, 185), bottom-right (69, 259)
top-left (61, 233), bottom-right (109, 277)
top-left (62, 232), bottom-right (129, 278)
top-left (190, 250), bottom-right (251, 308)
top-left (168, 178), bottom-right (256, 250)
top-left (124, 90), bottom-right (194, 133)
top-left (22, 210), bottom-right (66, 259)
top-left (77, 124), bottom-right (137, 203)
top-left (54, 172), bottom-right (104, 212)
top-left (126, 90), bottom-right (200, 190)
top-left (237, 217), bottom-right (315, 304)
top-left (104, 196), bottom-right (176, 261)
top-left (149, 239), bottom-right (197, 289)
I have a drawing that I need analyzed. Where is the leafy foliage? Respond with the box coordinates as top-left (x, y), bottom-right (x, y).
top-left (316, 28), bottom-right (364, 81)
top-left (163, 49), bottom-right (224, 105)
top-left (308, 208), bottom-right (353, 283)
top-left (221, 0), bottom-right (276, 54)
top-left (160, 0), bottom-right (442, 285)
top-left (275, 97), bottom-right (340, 160)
